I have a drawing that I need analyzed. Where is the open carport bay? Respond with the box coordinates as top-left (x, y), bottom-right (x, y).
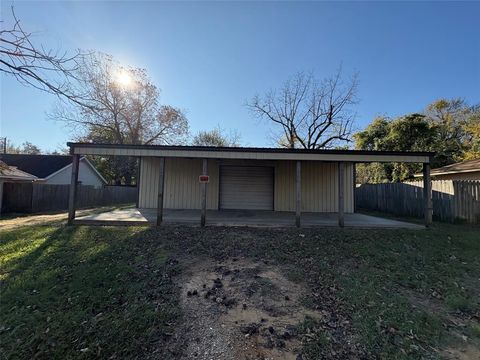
top-left (75, 208), bottom-right (423, 229)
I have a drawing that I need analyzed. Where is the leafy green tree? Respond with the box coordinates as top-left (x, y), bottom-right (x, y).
top-left (462, 106), bottom-right (480, 160)
top-left (355, 99), bottom-right (480, 183)
top-left (354, 114), bottom-right (436, 182)
top-left (353, 116), bottom-right (390, 151)
top-left (424, 98), bottom-right (473, 166)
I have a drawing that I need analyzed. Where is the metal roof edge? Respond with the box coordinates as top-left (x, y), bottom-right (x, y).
top-left (67, 142), bottom-right (435, 158)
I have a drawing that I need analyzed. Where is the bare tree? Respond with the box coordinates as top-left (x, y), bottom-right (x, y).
top-left (49, 52), bottom-right (188, 185)
top-left (0, 7), bottom-right (89, 107)
top-left (50, 52), bottom-right (189, 145)
top-left (192, 126), bottom-right (241, 147)
top-left (246, 69), bottom-right (358, 149)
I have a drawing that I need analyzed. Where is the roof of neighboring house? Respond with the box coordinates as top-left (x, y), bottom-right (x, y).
top-left (0, 161), bottom-right (38, 181)
top-left (0, 154), bottom-right (107, 184)
top-left (429, 159), bottom-right (480, 176)
top-left (0, 154), bottom-right (73, 178)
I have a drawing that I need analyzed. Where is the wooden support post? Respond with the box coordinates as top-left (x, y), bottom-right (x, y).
top-left (156, 157), bottom-right (165, 226)
top-left (338, 162), bottom-right (345, 227)
top-left (0, 180), bottom-right (4, 217)
top-left (352, 163), bottom-right (357, 213)
top-left (423, 162), bottom-right (433, 227)
top-left (201, 159), bottom-right (208, 227)
top-left (135, 157), bottom-right (141, 208)
top-left (295, 160), bottom-right (301, 228)
top-left (67, 154), bottom-right (80, 225)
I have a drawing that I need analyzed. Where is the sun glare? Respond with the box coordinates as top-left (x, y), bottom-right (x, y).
top-left (116, 70), bottom-right (132, 87)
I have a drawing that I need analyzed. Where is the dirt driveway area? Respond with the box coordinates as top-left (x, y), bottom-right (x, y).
top-left (177, 257), bottom-right (358, 360)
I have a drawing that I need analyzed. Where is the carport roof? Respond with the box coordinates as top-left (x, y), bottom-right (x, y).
top-left (67, 142), bottom-right (434, 163)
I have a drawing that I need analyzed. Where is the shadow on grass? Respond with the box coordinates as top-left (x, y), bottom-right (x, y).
top-left (0, 225), bottom-right (180, 360)
top-left (1, 223), bottom-right (478, 360)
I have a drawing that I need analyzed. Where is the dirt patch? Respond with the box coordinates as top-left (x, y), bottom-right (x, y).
top-left (442, 344), bottom-right (480, 360)
top-left (176, 257), bottom-right (321, 360)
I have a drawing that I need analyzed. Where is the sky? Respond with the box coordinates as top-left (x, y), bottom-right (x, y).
top-left (1, 0), bottom-right (479, 152)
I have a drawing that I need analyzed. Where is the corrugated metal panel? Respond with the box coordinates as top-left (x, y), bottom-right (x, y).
top-left (219, 166), bottom-right (274, 210)
top-left (139, 158), bottom-right (354, 213)
top-left (274, 161), bottom-right (354, 213)
top-left (274, 161), bottom-right (296, 212)
top-left (138, 157), bottom-right (160, 208)
top-left (138, 157), bottom-right (219, 209)
top-left (73, 146), bottom-right (430, 163)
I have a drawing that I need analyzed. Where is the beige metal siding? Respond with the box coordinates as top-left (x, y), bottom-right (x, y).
top-left (138, 157), bottom-right (219, 209)
top-left (139, 158), bottom-right (354, 212)
top-left (219, 166), bottom-right (274, 210)
top-left (139, 157), bottom-right (159, 208)
top-left (275, 161), bottom-right (354, 213)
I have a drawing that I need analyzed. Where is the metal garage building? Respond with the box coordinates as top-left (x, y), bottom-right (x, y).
top-left (138, 158), bottom-right (354, 212)
top-left (66, 143), bottom-right (434, 227)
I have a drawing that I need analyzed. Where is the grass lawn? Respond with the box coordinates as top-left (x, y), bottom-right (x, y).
top-left (1, 221), bottom-right (479, 359)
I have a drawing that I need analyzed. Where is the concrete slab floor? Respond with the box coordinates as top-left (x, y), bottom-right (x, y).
top-left (75, 208), bottom-right (423, 229)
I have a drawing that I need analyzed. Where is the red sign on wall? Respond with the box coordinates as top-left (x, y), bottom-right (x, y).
top-left (199, 175), bottom-right (209, 183)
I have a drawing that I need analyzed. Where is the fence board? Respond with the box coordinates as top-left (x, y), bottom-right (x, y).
top-left (355, 180), bottom-right (480, 224)
top-left (2, 183), bottom-right (137, 214)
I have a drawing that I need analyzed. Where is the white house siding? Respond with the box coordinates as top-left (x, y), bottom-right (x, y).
top-left (45, 159), bottom-right (104, 188)
top-left (138, 158), bottom-right (354, 212)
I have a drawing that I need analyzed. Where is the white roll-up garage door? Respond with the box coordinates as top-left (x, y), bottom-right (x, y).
top-left (219, 166), bottom-right (274, 210)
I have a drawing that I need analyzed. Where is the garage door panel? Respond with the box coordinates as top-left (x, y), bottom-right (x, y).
top-left (220, 166), bottom-right (274, 210)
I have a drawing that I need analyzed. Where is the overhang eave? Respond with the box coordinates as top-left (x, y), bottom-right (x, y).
top-left (68, 143), bottom-right (433, 164)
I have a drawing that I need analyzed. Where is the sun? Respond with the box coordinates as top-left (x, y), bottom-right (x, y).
top-left (115, 70), bottom-right (132, 87)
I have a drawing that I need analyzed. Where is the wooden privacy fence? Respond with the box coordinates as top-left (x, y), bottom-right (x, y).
top-left (2, 183), bottom-right (137, 214)
top-left (355, 180), bottom-right (480, 224)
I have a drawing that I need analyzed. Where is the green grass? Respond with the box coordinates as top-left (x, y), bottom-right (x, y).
top-left (1, 221), bottom-right (479, 359)
top-left (0, 225), bottom-right (180, 360)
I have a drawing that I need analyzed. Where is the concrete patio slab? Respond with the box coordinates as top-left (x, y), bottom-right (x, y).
top-left (75, 208), bottom-right (423, 229)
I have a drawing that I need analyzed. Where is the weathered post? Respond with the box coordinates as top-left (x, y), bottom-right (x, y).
top-left (352, 163), bottom-right (357, 213)
top-left (338, 162), bottom-right (345, 227)
top-left (423, 162), bottom-right (433, 227)
top-left (67, 154), bottom-right (80, 225)
top-left (156, 157), bottom-right (165, 226)
top-left (296, 160), bottom-right (301, 227)
top-left (201, 159), bottom-right (208, 227)
top-left (0, 180), bottom-right (4, 217)
top-left (135, 157), bottom-right (141, 208)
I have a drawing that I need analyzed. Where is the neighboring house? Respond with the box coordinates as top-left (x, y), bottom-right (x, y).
top-left (0, 160), bottom-right (38, 215)
top-left (414, 159), bottom-right (480, 181)
top-left (0, 161), bottom-right (38, 182)
top-left (0, 154), bottom-right (107, 188)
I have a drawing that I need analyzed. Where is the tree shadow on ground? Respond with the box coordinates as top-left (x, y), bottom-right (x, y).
top-left (0, 225), bottom-right (180, 360)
